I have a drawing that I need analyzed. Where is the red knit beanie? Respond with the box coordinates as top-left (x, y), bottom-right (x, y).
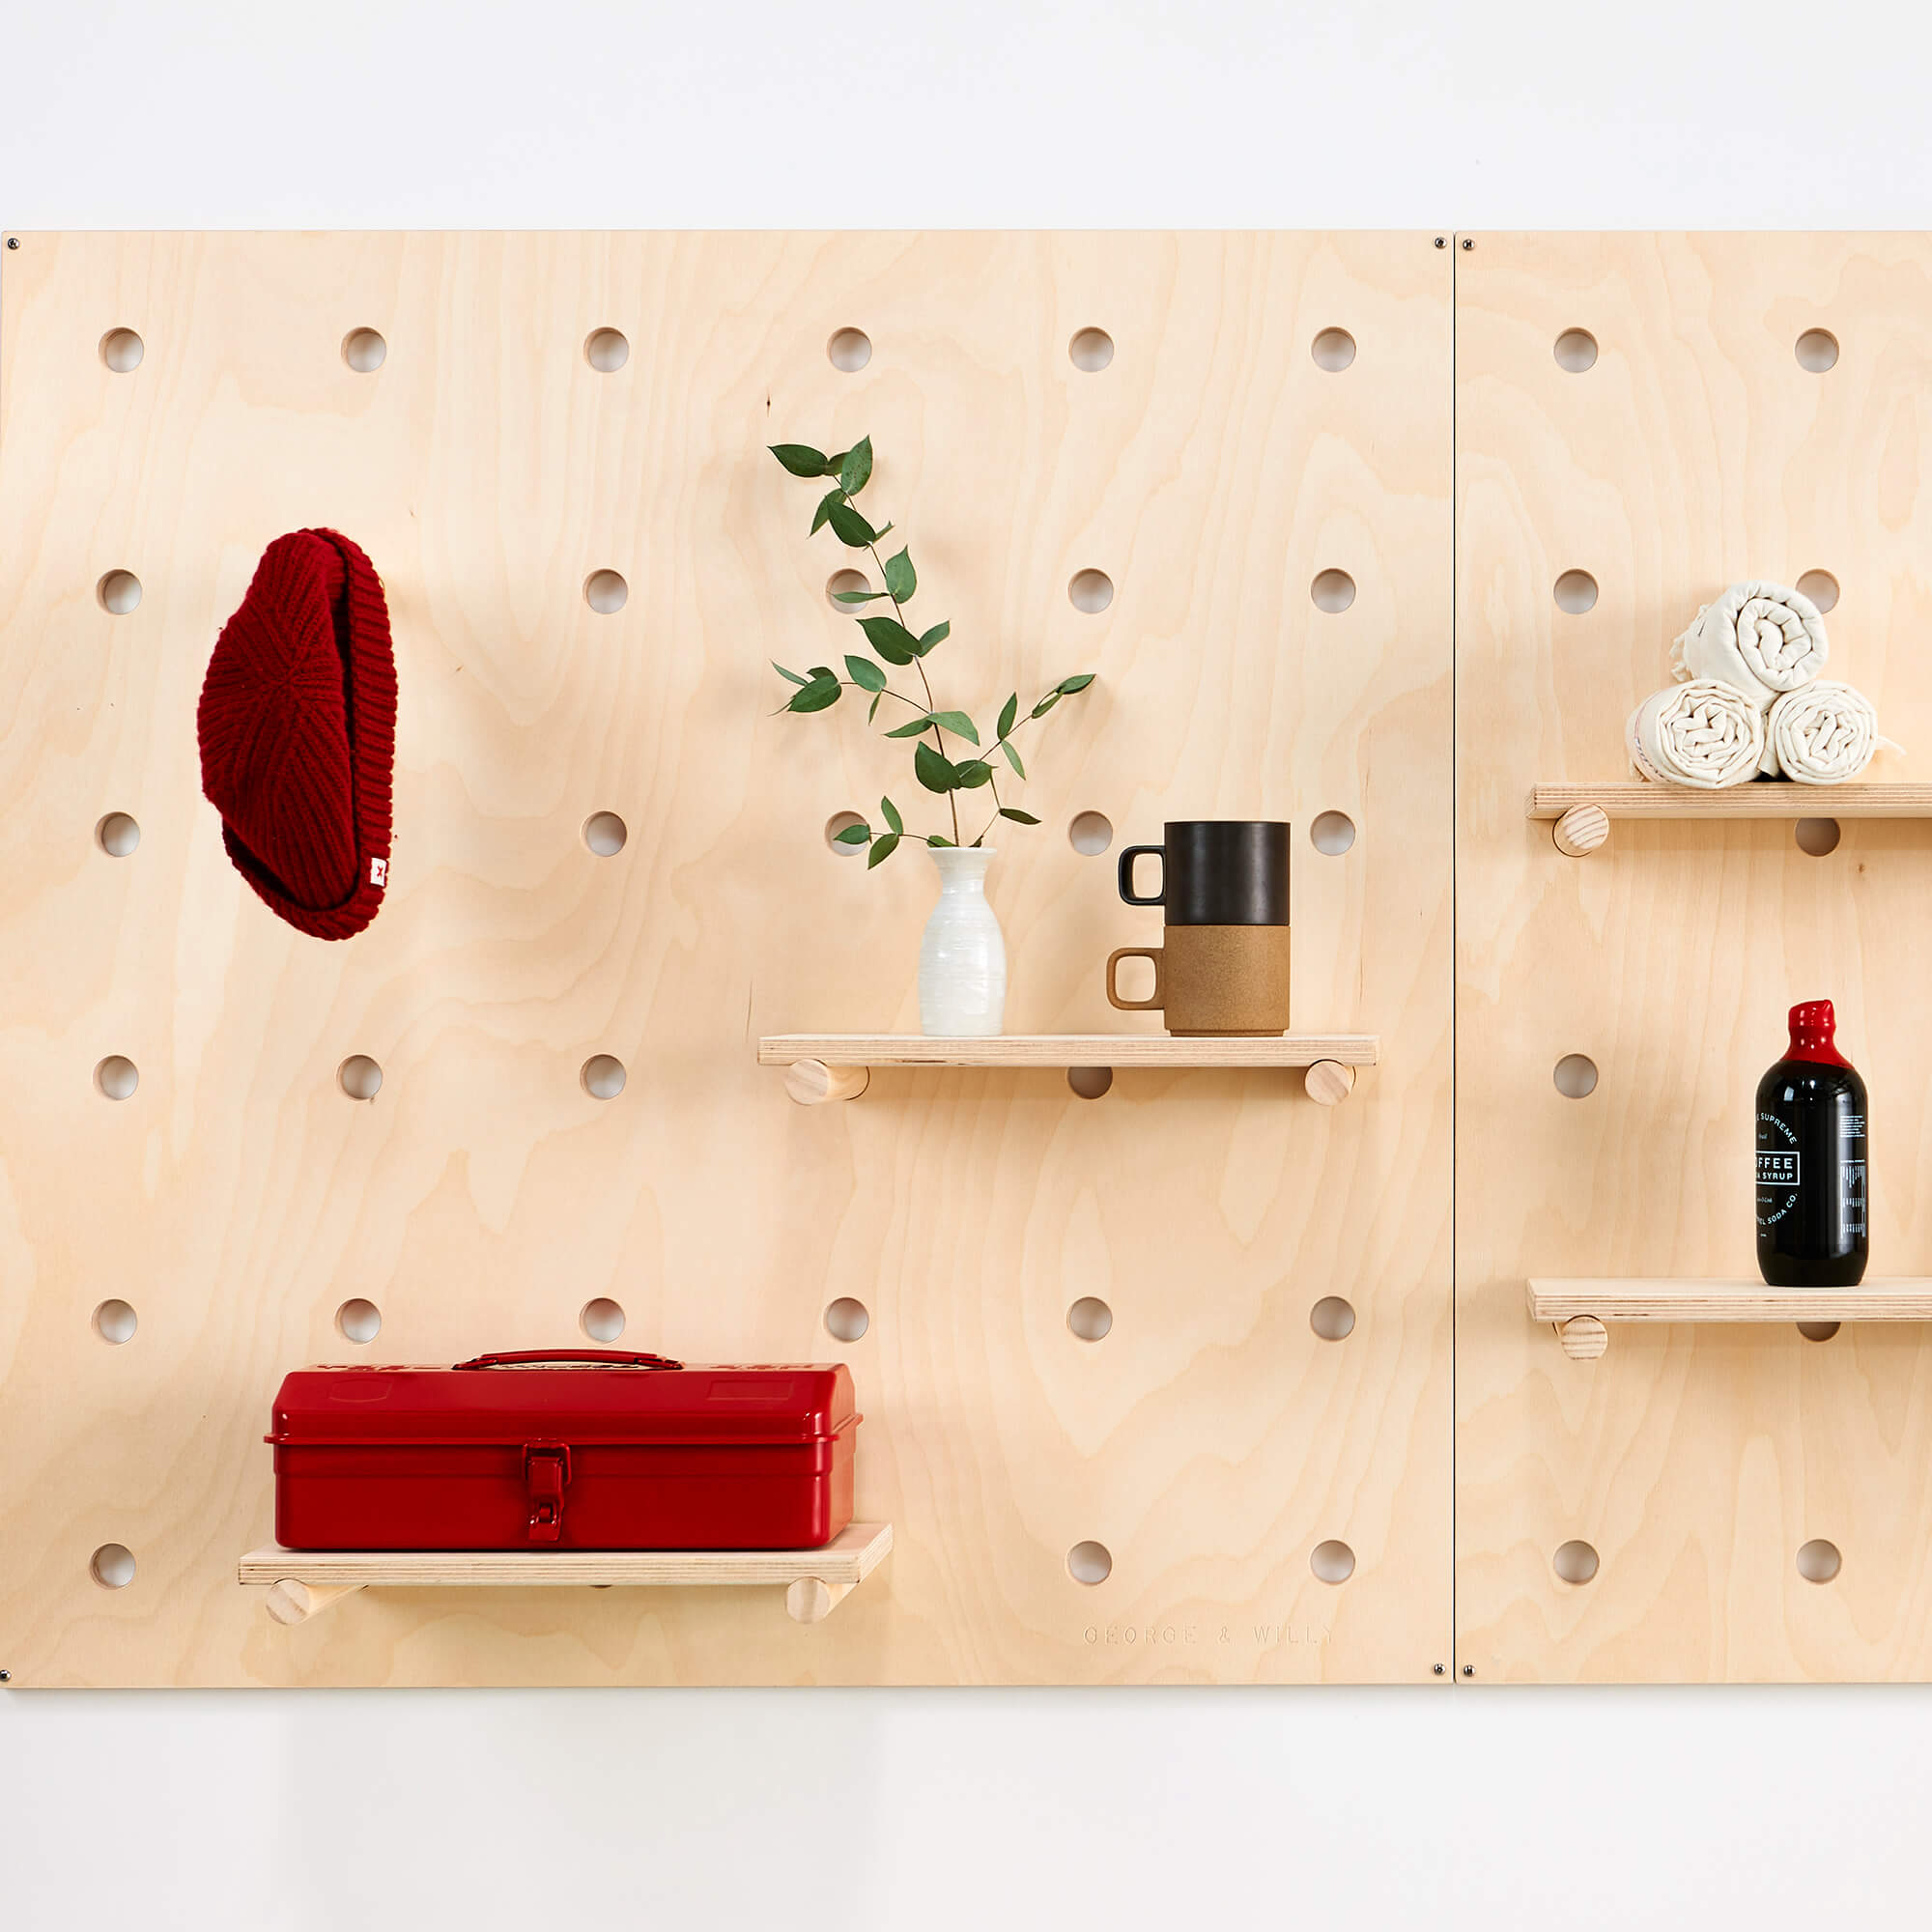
top-left (198, 529), bottom-right (397, 940)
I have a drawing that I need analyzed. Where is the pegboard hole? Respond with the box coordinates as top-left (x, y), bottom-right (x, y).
top-left (337, 1054), bottom-right (383, 1100)
top-left (341, 327), bottom-right (387, 373)
top-left (1553, 570), bottom-right (1599, 614)
top-left (824, 1296), bottom-right (870, 1342)
top-left (95, 811), bottom-right (141, 856)
top-left (1553, 1053), bottom-right (1598, 1099)
top-left (1310, 810), bottom-right (1356, 856)
top-left (1066, 1066), bottom-right (1113, 1100)
top-left (1795, 329), bottom-right (1839, 373)
top-left (1798, 1321), bottom-right (1841, 1342)
top-left (1309, 1295), bottom-right (1356, 1341)
top-left (89, 1544), bottom-right (136, 1590)
top-left (1310, 569), bottom-right (1356, 613)
top-left (1068, 569), bottom-right (1114, 614)
top-left (581, 1054), bottom-right (627, 1100)
top-left (582, 810), bottom-right (628, 856)
top-left (584, 327), bottom-right (630, 372)
top-left (1553, 328), bottom-right (1599, 372)
top-left (826, 567), bottom-right (873, 609)
top-left (825, 810), bottom-right (868, 856)
top-left (1552, 1539), bottom-right (1601, 1585)
top-left (1311, 327), bottom-right (1356, 371)
top-left (94, 1056), bottom-right (138, 1100)
top-left (1797, 569), bottom-right (1839, 613)
top-left (335, 1298), bottom-right (382, 1344)
top-left (1795, 817), bottom-right (1841, 857)
top-left (1066, 1296), bottom-right (1113, 1341)
top-left (580, 1297), bottom-right (627, 1342)
top-left (583, 569), bottom-right (629, 613)
top-left (96, 570), bottom-right (141, 614)
top-left (1065, 1541), bottom-right (1112, 1585)
top-left (827, 327), bottom-right (871, 372)
top-left (1068, 811), bottom-right (1114, 856)
top-left (1310, 1539), bottom-right (1355, 1584)
top-left (92, 1299), bottom-right (138, 1345)
top-left (1068, 327), bottom-right (1114, 372)
top-left (1797, 1538), bottom-right (1842, 1583)
top-left (99, 327), bottom-right (144, 372)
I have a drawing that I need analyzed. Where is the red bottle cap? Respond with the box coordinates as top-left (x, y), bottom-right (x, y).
top-left (1787, 999), bottom-right (1848, 1065)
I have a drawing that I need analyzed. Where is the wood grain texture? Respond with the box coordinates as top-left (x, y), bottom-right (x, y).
top-left (1530, 782), bottom-right (1932, 819)
top-left (0, 232), bottom-right (1453, 1687)
top-left (1528, 1278), bottom-right (1932, 1324)
top-left (1458, 234), bottom-right (1932, 1684)
top-left (757, 1033), bottom-right (1380, 1067)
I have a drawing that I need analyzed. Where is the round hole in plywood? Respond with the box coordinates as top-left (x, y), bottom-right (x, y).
top-left (1797, 570), bottom-right (1839, 614)
top-left (583, 569), bottom-right (628, 614)
top-left (1066, 1296), bottom-right (1113, 1341)
top-left (580, 1297), bottom-right (626, 1343)
top-left (826, 567), bottom-right (872, 610)
top-left (89, 1544), bottom-right (135, 1589)
top-left (1310, 810), bottom-right (1356, 856)
top-left (1553, 1053), bottom-right (1599, 1099)
top-left (1311, 327), bottom-right (1356, 371)
top-left (1553, 1539), bottom-right (1601, 1585)
top-left (1798, 1321), bottom-right (1841, 1342)
top-left (825, 810), bottom-right (868, 856)
top-left (1068, 569), bottom-right (1114, 614)
top-left (1310, 569), bottom-right (1356, 613)
top-left (1068, 327), bottom-right (1114, 372)
top-left (335, 1297), bottom-right (382, 1344)
top-left (96, 812), bottom-right (140, 857)
top-left (1068, 811), bottom-right (1114, 856)
top-left (99, 327), bottom-right (144, 372)
top-left (827, 327), bottom-right (871, 372)
top-left (92, 1299), bottom-right (138, 1345)
top-left (1795, 329), bottom-right (1839, 373)
top-left (1553, 570), bottom-right (1599, 614)
top-left (1797, 1538), bottom-right (1842, 1583)
top-left (94, 1056), bottom-right (138, 1100)
top-left (584, 327), bottom-right (629, 372)
top-left (1066, 1066), bottom-right (1113, 1100)
top-left (1553, 327), bottom-right (1599, 372)
top-left (1310, 1539), bottom-right (1355, 1584)
top-left (582, 811), bottom-right (627, 856)
top-left (336, 1054), bottom-right (383, 1100)
top-left (1065, 1540), bottom-right (1112, 1585)
top-left (581, 1054), bottom-right (627, 1100)
top-left (97, 570), bottom-right (141, 614)
top-left (824, 1296), bottom-right (869, 1343)
top-left (1309, 1295), bottom-right (1356, 1341)
top-left (341, 327), bottom-right (387, 373)
top-left (1796, 817), bottom-right (1841, 857)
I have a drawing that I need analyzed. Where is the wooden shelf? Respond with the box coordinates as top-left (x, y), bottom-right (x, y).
top-left (1527, 782), bottom-right (1932, 856)
top-left (239, 1521), bottom-right (894, 1626)
top-left (1527, 1279), bottom-right (1932, 1357)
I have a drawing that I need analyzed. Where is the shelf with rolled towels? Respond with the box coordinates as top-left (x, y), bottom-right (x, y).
top-left (1527, 1278), bottom-right (1932, 1356)
top-left (1527, 782), bottom-right (1932, 856)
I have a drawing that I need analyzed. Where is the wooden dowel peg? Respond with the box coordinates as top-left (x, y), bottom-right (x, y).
top-left (785, 1577), bottom-right (854, 1623)
top-left (1303, 1060), bottom-right (1357, 1106)
top-left (1551, 804), bottom-right (1610, 858)
top-left (783, 1060), bottom-right (869, 1105)
top-left (264, 1578), bottom-right (363, 1626)
top-left (1555, 1315), bottom-right (1608, 1360)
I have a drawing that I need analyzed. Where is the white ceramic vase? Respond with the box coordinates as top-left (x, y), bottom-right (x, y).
top-left (919, 845), bottom-right (1007, 1037)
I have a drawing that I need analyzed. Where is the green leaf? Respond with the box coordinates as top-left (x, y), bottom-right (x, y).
top-left (997, 693), bottom-right (1018, 740)
top-left (867, 692), bottom-right (881, 724)
top-left (838, 436), bottom-right (873, 497)
top-left (858, 615), bottom-right (920, 665)
top-left (1031, 691), bottom-right (1061, 719)
top-left (955, 759), bottom-right (993, 788)
top-left (883, 547), bottom-right (916, 602)
top-left (821, 450), bottom-right (849, 476)
top-left (867, 832), bottom-right (900, 868)
top-left (914, 741), bottom-right (958, 793)
top-left (831, 587), bottom-right (885, 605)
top-left (927, 835), bottom-right (953, 846)
top-left (925, 710), bottom-right (979, 745)
top-left (881, 796), bottom-right (903, 835)
top-left (884, 717), bottom-right (929, 738)
top-left (998, 807), bottom-right (1041, 824)
top-left (810, 488), bottom-right (843, 534)
top-left (772, 661), bottom-right (810, 686)
top-left (827, 500), bottom-right (877, 549)
top-left (808, 666), bottom-right (838, 681)
top-left (833, 820), bottom-right (871, 845)
top-left (999, 739), bottom-right (1026, 778)
top-left (1057, 671), bottom-right (1096, 695)
top-left (915, 620), bottom-right (950, 656)
top-left (770, 443), bottom-right (828, 477)
top-left (788, 676), bottom-right (842, 714)
top-left (845, 655), bottom-right (887, 693)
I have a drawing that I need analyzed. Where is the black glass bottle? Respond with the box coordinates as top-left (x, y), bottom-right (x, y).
top-left (1755, 999), bottom-right (1867, 1288)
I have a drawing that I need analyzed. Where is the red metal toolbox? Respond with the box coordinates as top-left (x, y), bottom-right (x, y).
top-left (268, 1350), bottom-right (859, 1551)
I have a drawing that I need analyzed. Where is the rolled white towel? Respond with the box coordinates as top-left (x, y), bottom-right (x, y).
top-left (1765, 680), bottom-right (1898, 783)
top-left (1628, 679), bottom-right (1766, 788)
top-left (1672, 580), bottom-right (1830, 703)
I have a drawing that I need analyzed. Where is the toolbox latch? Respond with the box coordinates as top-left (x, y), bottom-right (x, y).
top-left (523, 1442), bottom-right (572, 1543)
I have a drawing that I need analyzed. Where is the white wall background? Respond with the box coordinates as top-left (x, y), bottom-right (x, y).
top-left (7, 4), bottom-right (1932, 1925)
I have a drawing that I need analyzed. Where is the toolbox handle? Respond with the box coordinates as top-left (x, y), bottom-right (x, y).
top-left (452, 1349), bottom-right (685, 1371)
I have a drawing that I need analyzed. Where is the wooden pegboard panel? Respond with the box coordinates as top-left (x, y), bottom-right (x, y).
top-left (1456, 234), bottom-right (1932, 1682)
top-left (0, 232), bottom-right (1452, 1687)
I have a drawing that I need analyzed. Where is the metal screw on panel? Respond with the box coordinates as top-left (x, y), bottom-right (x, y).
top-left (1434, 236), bottom-right (1446, 249)
top-left (0, 1668), bottom-right (12, 1681)
top-left (1460, 238), bottom-right (1474, 251)
top-left (1432, 1662), bottom-right (1445, 1675)
top-left (5, 238), bottom-right (17, 250)
top-left (1462, 1663), bottom-right (1475, 1677)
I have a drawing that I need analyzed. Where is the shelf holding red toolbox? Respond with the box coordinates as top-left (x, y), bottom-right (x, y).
top-left (267, 1350), bottom-right (860, 1551)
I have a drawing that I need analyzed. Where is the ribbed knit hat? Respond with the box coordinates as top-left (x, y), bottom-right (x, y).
top-left (198, 529), bottom-right (397, 940)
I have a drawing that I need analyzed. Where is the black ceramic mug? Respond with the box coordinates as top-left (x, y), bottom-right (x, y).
top-left (1117, 821), bottom-right (1290, 925)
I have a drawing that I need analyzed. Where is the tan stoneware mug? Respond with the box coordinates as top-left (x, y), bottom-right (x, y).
top-left (1105, 924), bottom-right (1293, 1037)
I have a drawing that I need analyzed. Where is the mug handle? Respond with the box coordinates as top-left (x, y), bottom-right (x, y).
top-left (1106, 947), bottom-right (1165, 1011)
top-left (1117, 844), bottom-right (1166, 906)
